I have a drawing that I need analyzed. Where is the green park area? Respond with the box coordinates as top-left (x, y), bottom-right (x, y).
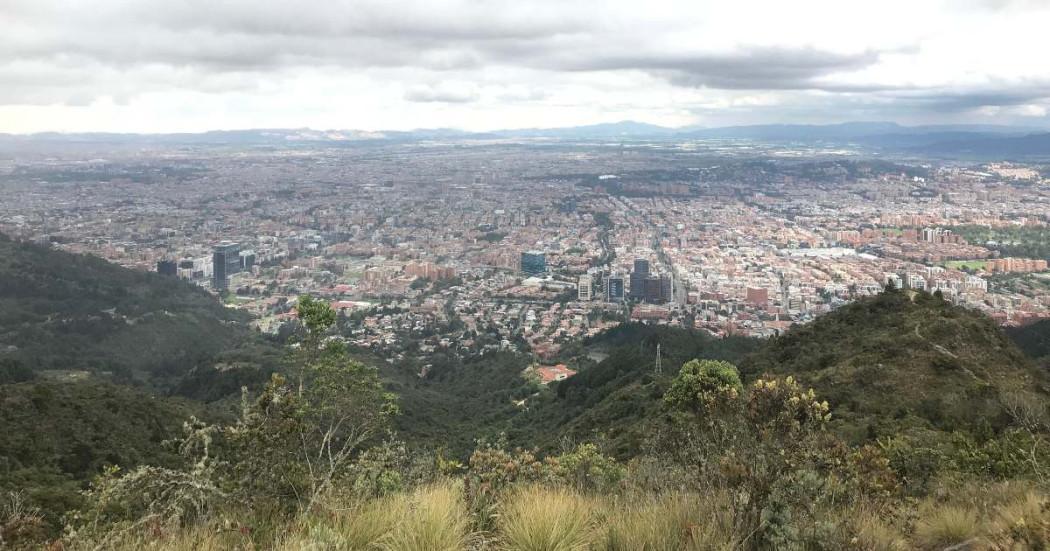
top-left (943, 259), bottom-right (989, 271)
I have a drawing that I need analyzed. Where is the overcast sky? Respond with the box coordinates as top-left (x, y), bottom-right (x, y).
top-left (2, 0), bottom-right (1050, 133)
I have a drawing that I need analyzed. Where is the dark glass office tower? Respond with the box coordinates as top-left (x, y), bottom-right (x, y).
top-left (520, 250), bottom-right (546, 276)
top-left (212, 242), bottom-right (241, 291)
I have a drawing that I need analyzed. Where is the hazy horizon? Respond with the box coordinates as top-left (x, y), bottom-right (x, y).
top-left (4, 118), bottom-right (1050, 138)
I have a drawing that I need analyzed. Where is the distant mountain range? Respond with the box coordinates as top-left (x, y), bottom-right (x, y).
top-left (2, 120), bottom-right (1049, 158)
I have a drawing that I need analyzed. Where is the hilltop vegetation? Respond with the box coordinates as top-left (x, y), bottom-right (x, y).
top-left (741, 288), bottom-right (1048, 442)
top-left (4, 237), bottom-right (1050, 548)
top-left (5, 297), bottom-right (1047, 549)
top-left (509, 324), bottom-right (761, 457)
top-left (0, 380), bottom-right (200, 531)
top-left (0, 234), bottom-right (270, 388)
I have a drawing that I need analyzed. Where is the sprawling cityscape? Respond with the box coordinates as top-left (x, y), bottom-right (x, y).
top-left (3, 139), bottom-right (1048, 365)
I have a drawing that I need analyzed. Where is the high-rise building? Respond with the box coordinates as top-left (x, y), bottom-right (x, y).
top-left (156, 260), bottom-right (178, 276)
top-left (590, 269), bottom-right (605, 298)
top-left (659, 275), bottom-right (672, 304)
top-left (212, 242), bottom-right (241, 291)
top-left (520, 250), bottom-right (546, 276)
top-left (604, 275), bottom-right (625, 302)
top-left (629, 258), bottom-right (652, 299)
top-left (643, 276), bottom-right (665, 303)
top-left (625, 270), bottom-right (642, 300)
top-left (578, 274), bottom-right (593, 301)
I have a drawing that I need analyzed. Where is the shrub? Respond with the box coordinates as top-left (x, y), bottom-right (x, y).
top-left (338, 440), bottom-right (438, 501)
top-left (465, 442), bottom-right (546, 531)
top-left (544, 444), bottom-right (626, 494)
top-left (663, 359), bottom-right (742, 419)
top-left (0, 491), bottom-right (47, 548)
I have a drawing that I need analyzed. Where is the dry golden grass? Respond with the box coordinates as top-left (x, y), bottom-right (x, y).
top-left (600, 492), bottom-right (736, 551)
top-left (985, 490), bottom-right (1050, 550)
top-left (380, 482), bottom-right (470, 551)
top-left (280, 481), bottom-right (469, 551)
top-left (498, 485), bottom-right (596, 551)
top-left (853, 513), bottom-right (908, 551)
top-left (913, 502), bottom-right (984, 550)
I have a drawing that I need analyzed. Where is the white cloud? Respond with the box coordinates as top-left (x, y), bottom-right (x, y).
top-left (0, 0), bottom-right (1048, 132)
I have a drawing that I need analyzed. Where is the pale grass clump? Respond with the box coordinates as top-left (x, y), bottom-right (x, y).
top-left (601, 492), bottom-right (737, 551)
top-left (71, 524), bottom-right (254, 551)
top-left (852, 512), bottom-right (908, 551)
top-left (290, 496), bottom-right (404, 550)
top-left (985, 491), bottom-right (1050, 550)
top-left (912, 502), bottom-right (984, 550)
top-left (282, 481), bottom-right (468, 551)
top-left (499, 485), bottom-right (596, 551)
top-left (380, 482), bottom-right (470, 551)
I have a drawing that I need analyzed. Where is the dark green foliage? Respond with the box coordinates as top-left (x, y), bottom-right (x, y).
top-left (663, 359), bottom-right (743, 415)
top-left (949, 224), bottom-right (1050, 260)
top-left (0, 234), bottom-right (264, 388)
top-left (168, 344), bottom-right (283, 403)
top-left (386, 351), bottom-right (539, 457)
top-left (0, 381), bottom-right (198, 530)
top-left (0, 358), bottom-right (35, 384)
top-left (1006, 318), bottom-right (1050, 367)
top-left (510, 324), bottom-right (762, 457)
top-left (740, 289), bottom-right (1048, 442)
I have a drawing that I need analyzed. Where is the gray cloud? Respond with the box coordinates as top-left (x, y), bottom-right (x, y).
top-left (0, 0), bottom-right (1048, 129)
top-left (881, 86), bottom-right (1050, 112)
top-left (0, 1), bottom-right (880, 91)
top-left (568, 47), bottom-right (882, 90)
top-left (404, 83), bottom-right (480, 103)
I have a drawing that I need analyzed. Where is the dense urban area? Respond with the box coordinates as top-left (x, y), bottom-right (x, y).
top-left (2, 140), bottom-right (1049, 371)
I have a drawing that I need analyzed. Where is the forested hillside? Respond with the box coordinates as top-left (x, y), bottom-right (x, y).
top-left (0, 234), bottom-right (266, 388)
top-left (0, 381), bottom-right (199, 529)
top-left (741, 288), bottom-right (1049, 442)
top-left (1007, 318), bottom-right (1050, 368)
top-left (509, 324), bottom-right (762, 457)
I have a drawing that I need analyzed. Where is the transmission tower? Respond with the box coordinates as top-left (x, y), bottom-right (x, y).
top-left (655, 343), bottom-right (662, 375)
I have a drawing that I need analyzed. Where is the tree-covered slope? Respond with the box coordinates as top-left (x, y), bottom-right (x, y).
top-left (510, 324), bottom-right (762, 457)
top-left (0, 380), bottom-right (199, 527)
top-left (741, 289), bottom-right (1049, 442)
top-left (0, 234), bottom-right (261, 388)
top-left (381, 350), bottom-right (541, 456)
top-left (1007, 318), bottom-right (1050, 368)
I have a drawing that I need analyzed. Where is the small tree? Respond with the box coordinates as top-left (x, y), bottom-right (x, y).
top-left (660, 360), bottom-right (840, 549)
top-left (226, 296), bottom-right (398, 510)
